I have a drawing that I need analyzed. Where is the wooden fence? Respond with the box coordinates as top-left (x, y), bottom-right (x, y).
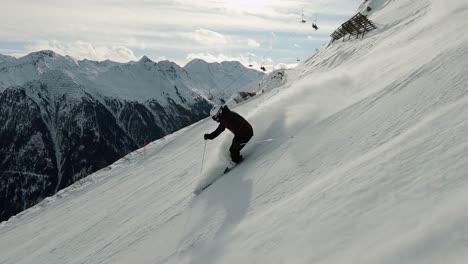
top-left (330, 13), bottom-right (377, 44)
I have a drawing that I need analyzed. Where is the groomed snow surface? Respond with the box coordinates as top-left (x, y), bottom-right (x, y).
top-left (1, 0), bottom-right (468, 263)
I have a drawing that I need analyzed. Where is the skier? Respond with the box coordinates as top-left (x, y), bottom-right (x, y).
top-left (204, 105), bottom-right (253, 165)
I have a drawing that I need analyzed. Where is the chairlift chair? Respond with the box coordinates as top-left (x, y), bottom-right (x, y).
top-left (311, 13), bottom-right (319, 30)
top-left (300, 9), bottom-right (307, 23)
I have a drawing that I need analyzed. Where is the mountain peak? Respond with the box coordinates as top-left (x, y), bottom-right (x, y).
top-left (31, 50), bottom-right (58, 58)
top-left (138, 56), bottom-right (154, 64)
top-left (20, 50), bottom-right (65, 63)
top-left (185, 58), bottom-right (208, 67)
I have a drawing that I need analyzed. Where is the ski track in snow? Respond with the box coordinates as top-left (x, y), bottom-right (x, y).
top-left (1, 0), bottom-right (468, 263)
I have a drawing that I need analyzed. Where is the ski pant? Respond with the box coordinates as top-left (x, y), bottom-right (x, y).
top-left (230, 133), bottom-right (253, 163)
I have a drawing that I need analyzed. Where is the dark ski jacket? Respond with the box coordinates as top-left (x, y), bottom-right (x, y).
top-left (206, 106), bottom-right (253, 142)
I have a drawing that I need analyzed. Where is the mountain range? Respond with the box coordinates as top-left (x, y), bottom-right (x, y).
top-left (0, 51), bottom-right (264, 221)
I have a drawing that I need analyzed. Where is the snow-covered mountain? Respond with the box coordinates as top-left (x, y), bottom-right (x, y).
top-left (1, 0), bottom-right (468, 263)
top-left (0, 52), bottom-right (263, 102)
top-left (0, 54), bottom-right (15, 64)
top-left (0, 52), bottom-right (263, 221)
top-left (184, 58), bottom-right (264, 100)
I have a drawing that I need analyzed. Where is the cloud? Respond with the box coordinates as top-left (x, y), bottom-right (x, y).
top-left (187, 29), bottom-right (229, 46)
top-left (25, 40), bottom-right (138, 62)
top-left (186, 52), bottom-right (246, 64)
top-left (0, 1), bottom-right (355, 42)
top-left (103, 46), bottom-right (138, 62)
top-left (153, 56), bottom-right (167, 62)
top-left (0, 0), bottom-right (359, 64)
top-left (247, 39), bottom-right (261, 48)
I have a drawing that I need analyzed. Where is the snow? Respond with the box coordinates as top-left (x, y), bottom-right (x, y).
top-left (0, 51), bottom-right (262, 104)
top-left (1, 0), bottom-right (468, 263)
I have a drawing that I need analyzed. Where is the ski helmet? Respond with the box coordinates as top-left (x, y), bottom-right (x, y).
top-left (210, 105), bottom-right (223, 121)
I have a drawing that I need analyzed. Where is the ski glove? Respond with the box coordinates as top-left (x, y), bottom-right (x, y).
top-left (204, 134), bottom-right (211, 140)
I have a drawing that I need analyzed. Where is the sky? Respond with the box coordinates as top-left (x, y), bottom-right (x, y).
top-left (0, 0), bottom-right (361, 69)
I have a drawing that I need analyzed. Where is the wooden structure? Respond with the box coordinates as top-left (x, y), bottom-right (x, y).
top-left (330, 13), bottom-right (377, 44)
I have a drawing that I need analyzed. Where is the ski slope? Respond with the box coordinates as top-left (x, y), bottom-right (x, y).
top-left (1, 0), bottom-right (468, 263)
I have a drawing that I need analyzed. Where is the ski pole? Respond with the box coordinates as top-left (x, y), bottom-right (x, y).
top-left (199, 140), bottom-right (208, 177)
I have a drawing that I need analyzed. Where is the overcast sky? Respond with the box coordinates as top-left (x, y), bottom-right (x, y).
top-left (0, 0), bottom-right (361, 69)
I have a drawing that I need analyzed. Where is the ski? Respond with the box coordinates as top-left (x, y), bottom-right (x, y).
top-left (194, 158), bottom-right (244, 195)
top-left (194, 175), bottom-right (221, 195)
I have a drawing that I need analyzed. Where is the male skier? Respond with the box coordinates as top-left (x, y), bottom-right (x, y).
top-left (204, 105), bottom-right (253, 166)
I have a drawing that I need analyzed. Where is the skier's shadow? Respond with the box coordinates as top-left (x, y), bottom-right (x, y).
top-left (189, 170), bottom-right (253, 264)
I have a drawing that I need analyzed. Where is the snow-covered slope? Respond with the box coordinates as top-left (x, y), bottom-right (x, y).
top-left (1, 0), bottom-right (468, 263)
